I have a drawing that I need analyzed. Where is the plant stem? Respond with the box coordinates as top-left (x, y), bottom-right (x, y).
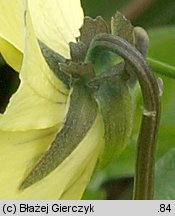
top-left (147, 58), bottom-right (175, 79)
top-left (86, 33), bottom-right (161, 199)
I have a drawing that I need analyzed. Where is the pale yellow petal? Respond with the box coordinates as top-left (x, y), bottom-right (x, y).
top-left (0, 0), bottom-right (24, 52)
top-left (22, 7), bottom-right (68, 101)
top-left (28, 0), bottom-right (84, 58)
top-left (0, 9), bottom-right (70, 131)
top-left (0, 114), bottom-right (104, 199)
top-left (0, 125), bottom-right (58, 199)
top-left (0, 83), bottom-right (67, 131)
top-left (60, 150), bottom-right (101, 200)
top-left (0, 37), bottom-right (23, 71)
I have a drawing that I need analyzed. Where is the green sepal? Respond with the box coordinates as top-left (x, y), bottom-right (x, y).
top-left (134, 27), bottom-right (149, 57)
top-left (111, 11), bottom-right (138, 87)
top-left (38, 40), bottom-right (71, 87)
top-left (85, 12), bottom-right (136, 167)
top-left (80, 16), bottom-right (109, 48)
top-left (78, 16), bottom-right (111, 75)
top-left (20, 81), bottom-right (98, 189)
top-left (96, 72), bottom-right (134, 168)
top-left (69, 41), bottom-right (87, 63)
top-left (111, 11), bottom-right (134, 44)
top-left (60, 61), bottom-right (95, 82)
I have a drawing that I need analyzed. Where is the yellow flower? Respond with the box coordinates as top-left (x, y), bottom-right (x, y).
top-left (0, 0), bottom-right (23, 71)
top-left (0, 0), bottom-right (104, 199)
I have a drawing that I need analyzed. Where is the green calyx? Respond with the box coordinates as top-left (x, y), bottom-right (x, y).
top-left (20, 11), bottom-right (159, 194)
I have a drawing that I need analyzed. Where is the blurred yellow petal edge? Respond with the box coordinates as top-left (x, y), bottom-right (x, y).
top-left (0, 37), bottom-right (23, 72)
top-left (0, 0), bottom-right (24, 52)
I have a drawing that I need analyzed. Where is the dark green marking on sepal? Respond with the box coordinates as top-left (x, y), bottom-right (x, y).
top-left (38, 40), bottom-right (71, 87)
top-left (20, 81), bottom-right (98, 190)
top-left (87, 62), bottom-right (125, 89)
top-left (95, 67), bottom-right (134, 168)
top-left (87, 61), bottom-right (134, 167)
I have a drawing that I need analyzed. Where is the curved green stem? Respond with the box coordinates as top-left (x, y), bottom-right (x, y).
top-left (86, 33), bottom-right (161, 199)
top-left (147, 58), bottom-right (175, 79)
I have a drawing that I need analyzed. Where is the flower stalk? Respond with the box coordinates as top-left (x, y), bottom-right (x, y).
top-left (148, 58), bottom-right (175, 79)
top-left (86, 33), bottom-right (161, 199)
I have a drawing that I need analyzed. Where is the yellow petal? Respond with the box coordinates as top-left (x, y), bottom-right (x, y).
top-left (0, 0), bottom-right (24, 70)
top-left (60, 150), bottom-right (101, 200)
top-left (0, 114), bottom-right (104, 199)
top-left (0, 8), bottom-right (70, 131)
top-left (0, 0), bottom-right (24, 52)
top-left (0, 37), bottom-right (23, 71)
top-left (22, 8), bottom-right (68, 101)
top-left (28, 0), bottom-right (84, 58)
top-left (0, 125), bottom-right (58, 199)
top-left (0, 83), bottom-right (67, 131)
